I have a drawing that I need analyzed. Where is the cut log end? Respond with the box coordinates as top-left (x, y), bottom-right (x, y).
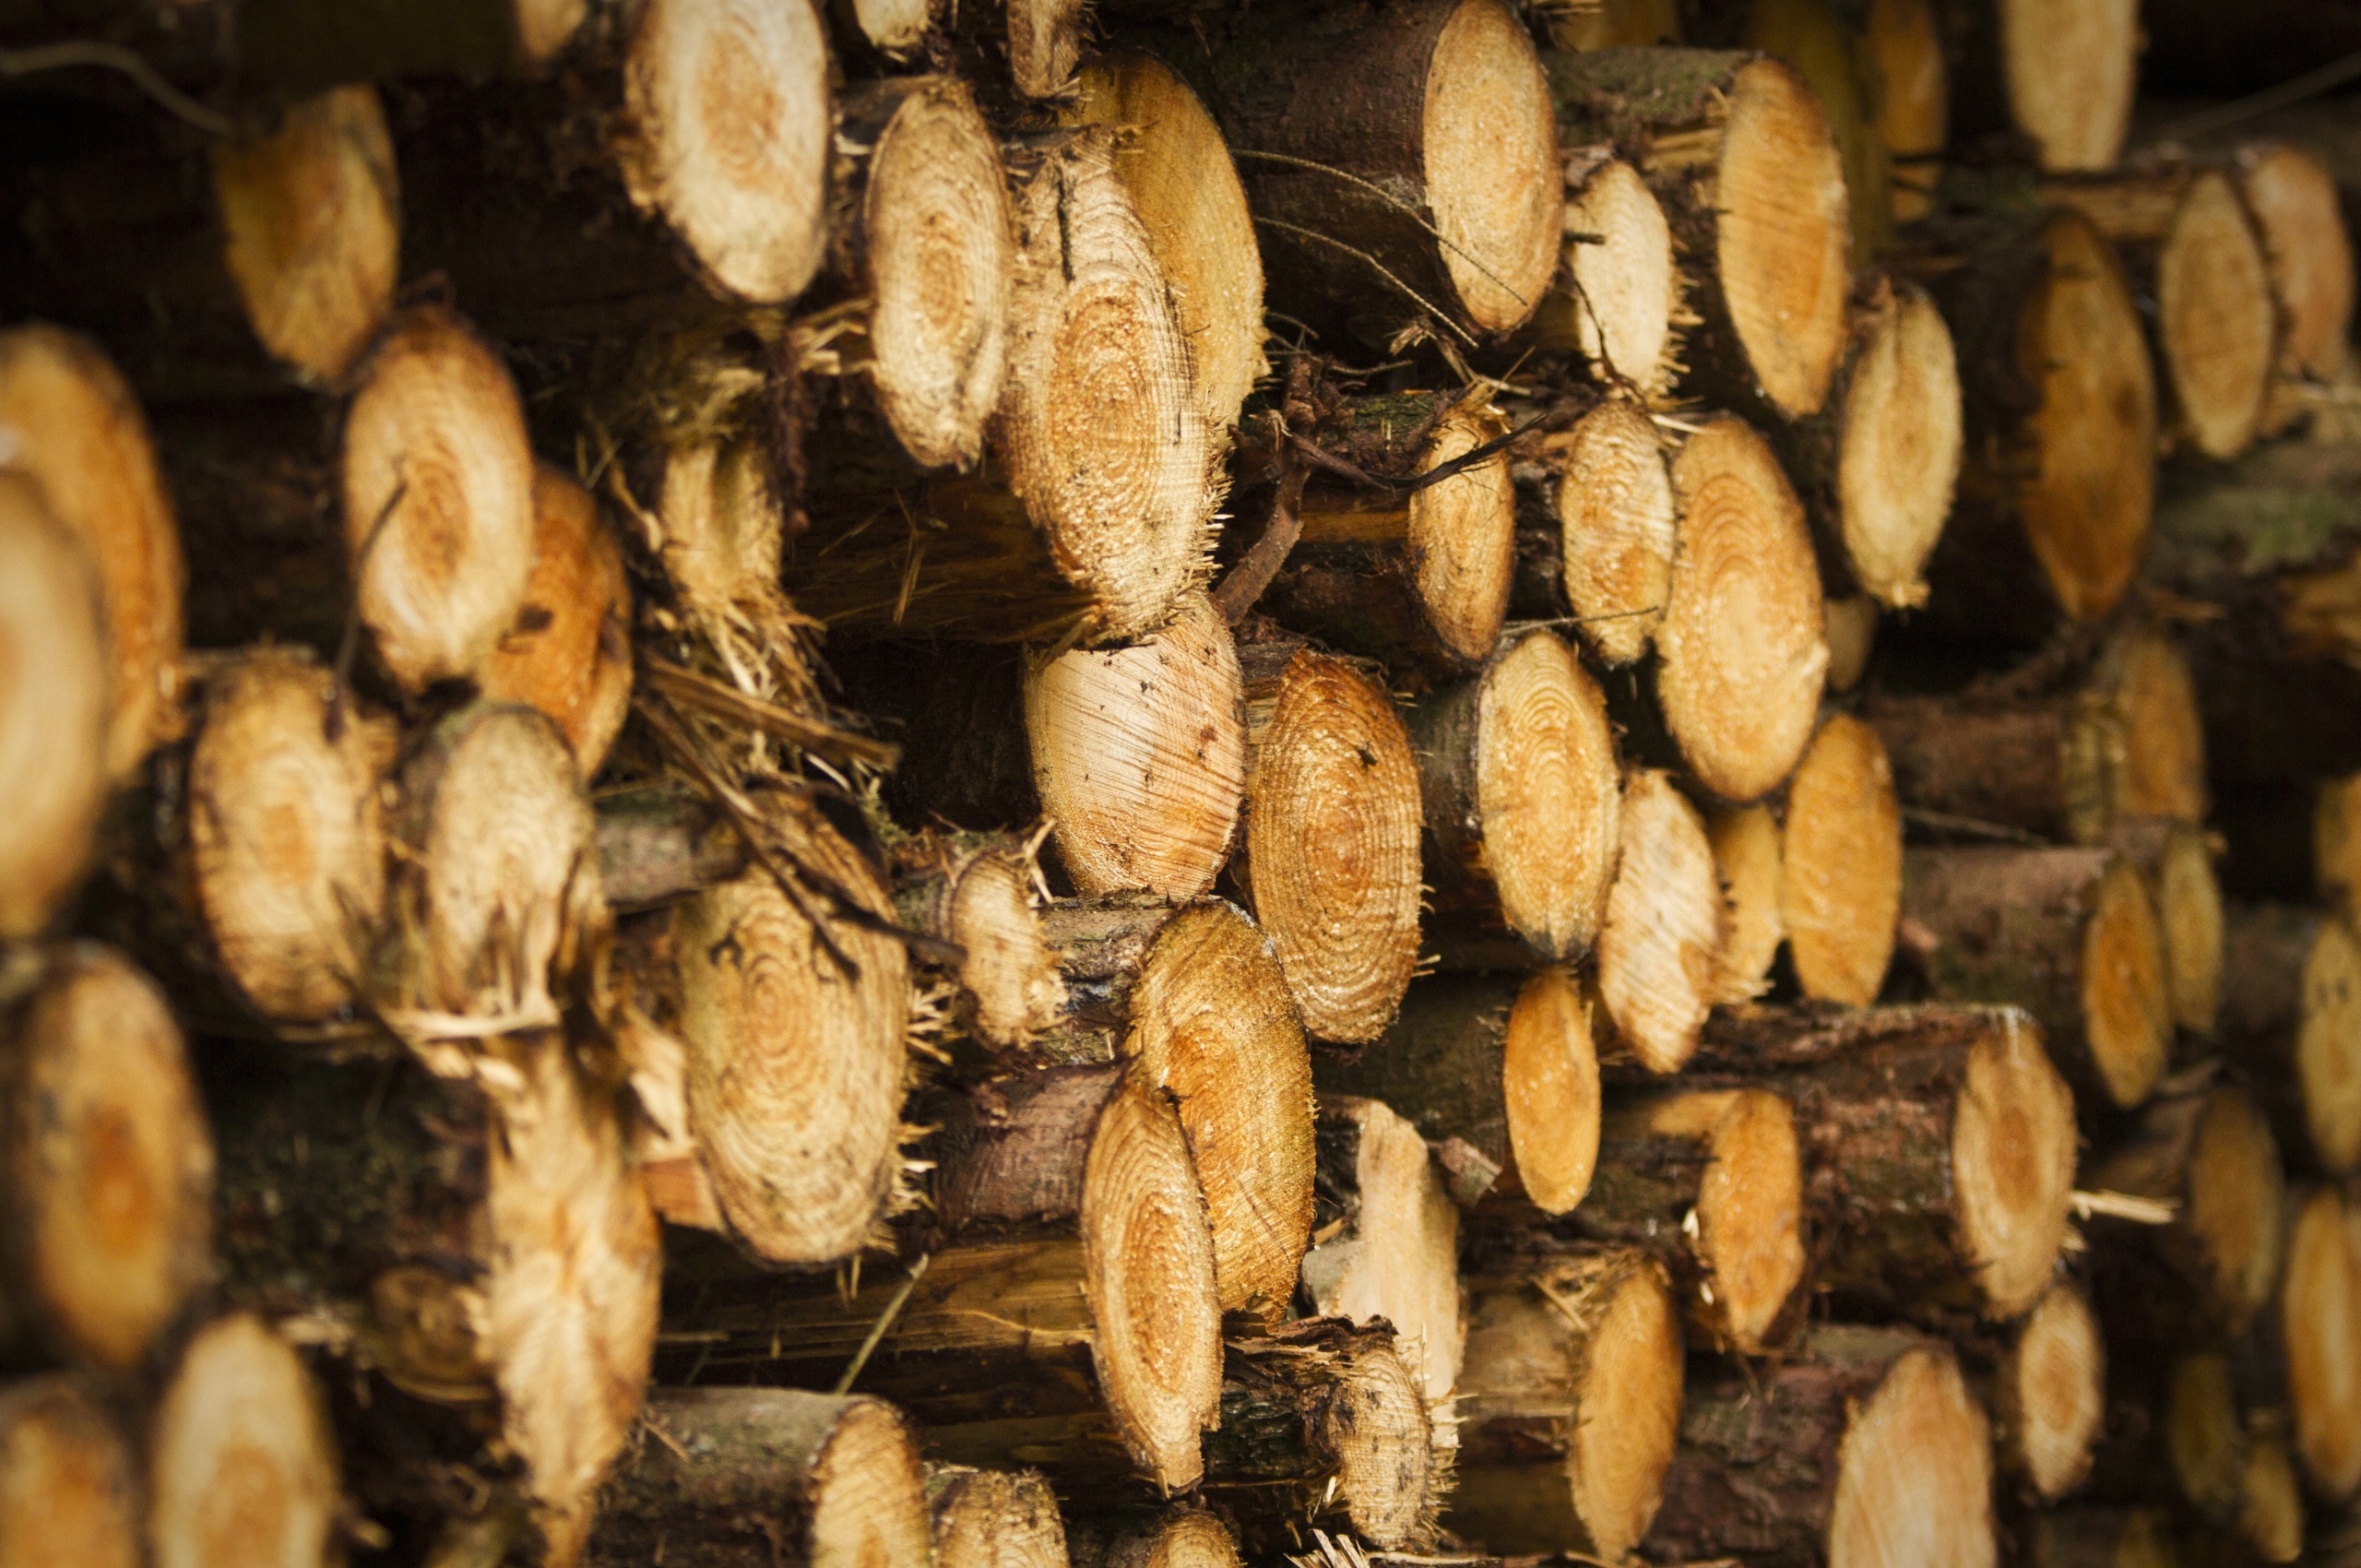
top-left (1826, 1348), bottom-right (1995, 1568)
top-left (1245, 651), bottom-right (1422, 1044)
top-left (940, 847), bottom-right (1066, 1051)
top-left (620, 0), bottom-right (832, 303)
top-left (1866, 0), bottom-right (1946, 221)
top-left (1104, 1510), bottom-right (1240, 1568)
top-left (2082, 857), bottom-right (2172, 1111)
top-left (1081, 1078), bottom-right (1225, 1491)
top-left (1410, 400), bottom-right (1517, 665)
top-left (2241, 1437), bottom-right (2306, 1564)
top-left (1322, 1337), bottom-right (1438, 1548)
top-left (1715, 59), bottom-right (1852, 419)
top-left (2154, 823), bottom-right (2224, 1034)
top-left (2159, 171), bottom-right (2278, 459)
top-left (475, 466), bottom-right (634, 777)
top-left (807, 1400), bottom-right (935, 1568)
top-left (208, 85), bottom-right (399, 386)
top-left (931, 1468), bottom-right (1069, 1568)
top-left (0, 1377), bottom-right (141, 1568)
top-left (1501, 968), bottom-right (1602, 1216)
top-left (1552, 399), bottom-right (1675, 667)
top-left (1577, 1260), bottom-right (1686, 1559)
top-left (4, 947), bottom-right (214, 1373)
top-left (2113, 630), bottom-right (2208, 827)
top-left (189, 649), bottom-right (391, 1021)
top-left (1027, 593), bottom-right (1245, 899)
top-left (1709, 803), bottom-right (1784, 1004)
top-left (1424, 0), bottom-right (1563, 334)
top-left (1598, 770), bottom-right (1723, 1075)
top-left (1124, 901), bottom-right (1314, 1319)
top-left (0, 470), bottom-right (107, 940)
top-left (2185, 1087), bottom-right (2284, 1335)
top-left (1781, 715), bottom-right (1901, 1007)
top-left (2302, 914), bottom-right (2361, 1173)
top-left (1660, 417), bottom-right (1828, 802)
top-left (1824, 594), bottom-right (1877, 692)
top-left (1837, 282), bottom-right (1962, 608)
top-left (2167, 1350), bottom-right (2243, 1520)
top-left (1999, 0), bottom-right (2136, 172)
top-left (1688, 1088), bottom-right (1807, 1352)
top-left (2020, 211), bottom-right (2157, 622)
top-left (339, 306), bottom-right (535, 693)
top-left (147, 1315), bottom-right (340, 1568)
top-left (2240, 141), bottom-right (2355, 384)
top-left (1952, 1014), bottom-right (2078, 1318)
top-left (1304, 1098), bottom-right (1465, 1408)
top-left (1476, 631), bottom-right (1622, 957)
top-left (861, 79), bottom-right (1014, 470)
top-left (2284, 1186), bottom-right (2361, 1499)
top-left (2003, 1283), bottom-right (2105, 1502)
top-left (1559, 160), bottom-right (1675, 389)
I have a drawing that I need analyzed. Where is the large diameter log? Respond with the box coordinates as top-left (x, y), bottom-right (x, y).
top-left (208, 1033), bottom-right (659, 1559)
top-left (930, 1467), bottom-right (1069, 1568)
top-left (1642, 1324), bottom-right (1996, 1568)
top-left (1525, 398), bottom-right (1677, 668)
top-left (146, 1314), bottom-right (341, 1568)
top-left (1317, 969), bottom-right (1600, 1217)
top-left (2282, 1184), bottom-right (2361, 1501)
top-left (1901, 846), bottom-right (2171, 1112)
top-left (1231, 640), bottom-right (1421, 1044)
top-left (1709, 802), bottom-right (1785, 1003)
top-left (0, 1375), bottom-right (141, 1568)
top-left (1992, 1281), bottom-right (2107, 1503)
top-left (1413, 629), bottom-right (1621, 960)
top-left (1656, 414), bottom-right (1830, 802)
top-left (2087, 1086), bottom-right (2286, 1343)
top-left (1536, 155), bottom-right (1677, 391)
top-left (0, 946), bottom-right (214, 1374)
top-left (1301, 1097), bottom-right (1465, 1410)
top-left (475, 465), bottom-right (635, 775)
top-left (0, 471), bottom-right (108, 940)
top-left (0, 326), bottom-right (184, 780)
top-left (2218, 903), bottom-right (2361, 1174)
top-left (587, 1390), bottom-right (931, 1568)
top-left (1782, 712), bottom-right (1903, 1005)
top-left (1596, 768), bottom-right (1726, 1074)
top-left (1866, 627), bottom-right (2207, 846)
top-left (1449, 1248), bottom-right (1685, 1561)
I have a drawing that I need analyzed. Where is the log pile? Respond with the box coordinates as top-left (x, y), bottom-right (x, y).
top-left (0, 0), bottom-right (2356, 1563)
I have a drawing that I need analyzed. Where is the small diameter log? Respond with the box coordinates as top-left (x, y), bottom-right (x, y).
top-left (0, 1375), bottom-right (140, 1568)
top-left (2112, 818), bottom-right (2225, 1037)
top-left (1766, 278), bottom-right (1964, 609)
top-left (0, 325), bottom-right (184, 780)
top-left (1264, 390), bottom-right (1518, 674)
top-left (1950, 0), bottom-right (2137, 173)
top-left (0, 471), bottom-right (107, 940)
top-left (1865, 0), bottom-right (1945, 222)
top-left (1166, 0), bottom-right (1562, 340)
top-left (2323, 774), bottom-right (2361, 903)
top-left (615, 791), bottom-right (913, 1266)
top-left (2164, 1349), bottom-right (2259, 1526)
top-left (1866, 626), bottom-right (2208, 846)
top-left (587, 1390), bottom-right (931, 1568)
top-left (1301, 1097), bottom-right (1465, 1410)
top-left (1317, 968), bottom-right (1600, 1217)
top-left (889, 831), bottom-right (1068, 1053)
top-left (1709, 802), bottom-right (1785, 1003)
top-left (1822, 591), bottom-right (1878, 691)
top-left (1901, 846), bottom-right (2171, 1112)
top-left (1990, 1281), bottom-right (2106, 1503)
top-left (1525, 398), bottom-right (1677, 668)
top-left (1026, 592), bottom-right (1245, 900)
top-left (1781, 713), bottom-right (1903, 1005)
top-left (1536, 155), bottom-right (1677, 391)
top-left (338, 305), bottom-right (536, 694)
top-left (2281, 1184), bottom-right (2361, 1501)
top-left (2240, 1434), bottom-right (2307, 1565)
top-left (0, 946), bottom-right (214, 1375)
top-left (930, 1467), bottom-right (1069, 1568)
top-left (1679, 1004), bottom-right (2080, 1322)
top-left (1064, 54), bottom-right (1264, 434)
top-left (1596, 769), bottom-right (1725, 1075)
top-left (1230, 639), bottom-right (1422, 1044)
top-left (146, 1315), bottom-right (341, 1568)
top-left (1071, 1508), bottom-right (1238, 1568)
top-left (2238, 141), bottom-right (2356, 396)
top-left (2218, 904), bottom-right (2361, 1174)
top-left (1907, 208), bottom-right (2156, 640)
top-left (1541, 48), bottom-right (1851, 421)
top-left (476, 465), bottom-right (634, 777)
top-left (1642, 1324), bottom-right (1996, 1568)
top-left (1412, 629), bottom-right (1621, 960)
top-left (794, 129), bottom-right (1215, 647)
top-left (1656, 414), bottom-right (1830, 803)
top-left (1448, 1248), bottom-right (1685, 1561)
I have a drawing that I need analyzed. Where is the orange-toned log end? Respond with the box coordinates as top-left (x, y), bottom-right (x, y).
top-left (930, 1467), bottom-right (1069, 1568)
top-left (2284, 1185), bottom-right (2361, 1501)
top-left (2158, 171), bottom-right (2279, 460)
top-left (2302, 913), bottom-right (2361, 1174)
top-left (1471, 630), bottom-right (1623, 958)
top-left (146, 1314), bottom-right (341, 1568)
top-left (1708, 803), bottom-right (1784, 1004)
top-left (2153, 823), bottom-right (2224, 1034)
top-left (1244, 651), bottom-right (1422, 1044)
top-left (2, 946), bottom-right (214, 1374)
top-left (1693, 1089), bottom-right (1809, 1353)
top-left (2111, 629), bottom-right (2209, 827)
top-left (2239, 142), bottom-right (2356, 385)
top-left (1838, 282), bottom-right (1962, 609)
top-left (619, 0), bottom-right (832, 303)
top-left (339, 306), bottom-right (536, 693)
top-left (1409, 399), bottom-right (1517, 666)
top-left (1028, 593), bottom-right (1244, 899)
top-left (1598, 770), bottom-right (1724, 1075)
top-left (2186, 1087), bottom-right (2287, 1336)
top-left (1302, 1097), bottom-right (1465, 1409)
top-left (2018, 211), bottom-right (2157, 623)
top-left (1552, 398), bottom-right (1676, 667)
top-left (0, 325), bottom-right (185, 781)
top-left (188, 649), bottom-right (393, 1022)
top-left (1424, 0), bottom-right (1564, 335)
top-left (1824, 593), bottom-right (1878, 692)
top-left (2001, 1283), bottom-right (2106, 1502)
top-left (1827, 1348), bottom-right (1996, 1568)
top-left (1781, 715), bottom-right (1902, 1006)
top-left (1567, 1261), bottom-right (1685, 1559)
top-left (0, 1376), bottom-right (141, 1568)
top-left (1998, 0), bottom-right (2136, 172)
top-left (476, 466), bottom-right (635, 777)
top-left (1081, 1078), bottom-right (1225, 1491)
top-left (1953, 1014), bottom-right (2078, 1319)
top-left (1125, 901), bottom-right (1315, 1319)
top-left (1104, 1509), bottom-right (1242, 1568)
top-left (209, 85), bottom-right (399, 386)
top-left (2240, 1437), bottom-right (2306, 1564)
top-left (0, 470), bottom-right (108, 940)
top-left (2082, 857), bottom-right (2174, 1111)
top-left (1715, 58), bottom-right (1853, 419)
top-left (1659, 416), bottom-right (1828, 802)
top-left (1503, 968), bottom-right (1603, 1217)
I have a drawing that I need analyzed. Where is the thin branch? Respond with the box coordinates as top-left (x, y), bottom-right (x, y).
top-left (0, 42), bottom-right (239, 138)
top-left (1228, 148), bottom-right (1531, 309)
top-left (832, 1254), bottom-right (931, 1395)
top-left (1212, 461), bottom-right (1310, 624)
top-left (2155, 50), bottom-right (2361, 142)
top-left (640, 656), bottom-right (901, 770)
top-left (1252, 217), bottom-right (1479, 348)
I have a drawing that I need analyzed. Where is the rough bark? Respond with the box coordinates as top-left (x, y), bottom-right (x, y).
top-left (2218, 901), bottom-right (2361, 1175)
